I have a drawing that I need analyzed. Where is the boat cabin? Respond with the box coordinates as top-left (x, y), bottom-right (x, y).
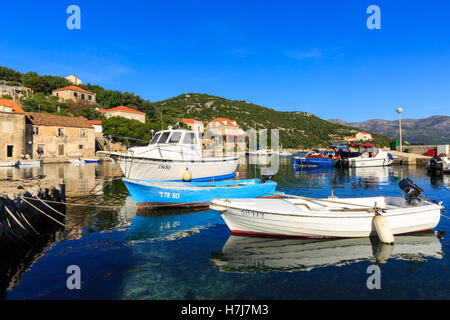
top-left (350, 143), bottom-right (380, 158)
top-left (129, 129), bottom-right (203, 160)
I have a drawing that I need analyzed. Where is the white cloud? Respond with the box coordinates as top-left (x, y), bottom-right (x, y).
top-left (284, 48), bottom-right (322, 60)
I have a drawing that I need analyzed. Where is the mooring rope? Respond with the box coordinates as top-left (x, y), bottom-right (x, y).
top-left (33, 196), bottom-right (66, 218)
top-left (19, 196), bottom-right (66, 228)
top-left (18, 195), bottom-right (122, 209)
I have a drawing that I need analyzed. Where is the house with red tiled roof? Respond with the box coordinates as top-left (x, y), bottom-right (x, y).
top-left (181, 118), bottom-right (204, 133)
top-left (26, 112), bottom-right (95, 159)
top-left (89, 120), bottom-right (103, 135)
top-left (207, 118), bottom-right (238, 127)
top-left (52, 85), bottom-right (96, 104)
top-left (343, 136), bottom-right (357, 142)
top-left (0, 99), bottom-right (29, 160)
top-left (98, 106), bottom-right (145, 124)
top-left (355, 132), bottom-right (374, 141)
top-left (203, 117), bottom-right (247, 155)
top-left (0, 99), bottom-right (25, 113)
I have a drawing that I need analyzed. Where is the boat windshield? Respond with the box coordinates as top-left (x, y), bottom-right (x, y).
top-left (183, 132), bottom-right (197, 144)
top-left (168, 131), bottom-right (182, 144)
top-left (149, 132), bottom-right (161, 144)
top-left (157, 131), bottom-right (171, 144)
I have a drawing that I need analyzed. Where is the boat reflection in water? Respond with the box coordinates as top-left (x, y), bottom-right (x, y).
top-left (126, 208), bottom-right (221, 242)
top-left (210, 233), bottom-right (444, 273)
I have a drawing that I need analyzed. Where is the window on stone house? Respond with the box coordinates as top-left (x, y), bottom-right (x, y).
top-left (80, 129), bottom-right (86, 137)
top-left (7, 145), bottom-right (13, 158)
top-left (58, 128), bottom-right (64, 136)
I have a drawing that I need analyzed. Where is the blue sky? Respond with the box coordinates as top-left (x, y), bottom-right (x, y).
top-left (1, 0), bottom-right (449, 121)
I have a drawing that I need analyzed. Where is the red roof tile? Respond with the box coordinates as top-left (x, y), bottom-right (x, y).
top-left (0, 99), bottom-right (25, 113)
top-left (53, 85), bottom-right (95, 95)
top-left (89, 120), bottom-right (102, 125)
top-left (26, 112), bottom-right (94, 129)
top-left (99, 106), bottom-right (145, 114)
top-left (210, 118), bottom-right (237, 126)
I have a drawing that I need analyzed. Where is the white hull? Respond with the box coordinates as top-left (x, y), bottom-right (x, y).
top-left (347, 157), bottom-right (393, 167)
top-left (0, 161), bottom-right (18, 167)
top-left (17, 160), bottom-right (43, 167)
top-left (210, 197), bottom-right (442, 238)
top-left (116, 156), bottom-right (239, 181)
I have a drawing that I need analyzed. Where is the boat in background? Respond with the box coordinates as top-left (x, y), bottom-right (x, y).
top-left (343, 143), bottom-right (394, 168)
top-left (123, 178), bottom-right (278, 210)
top-left (99, 129), bottom-right (238, 181)
top-left (0, 161), bottom-right (19, 167)
top-left (82, 158), bottom-right (101, 163)
top-left (16, 159), bottom-right (43, 167)
top-left (292, 149), bottom-right (337, 167)
top-left (247, 148), bottom-right (271, 156)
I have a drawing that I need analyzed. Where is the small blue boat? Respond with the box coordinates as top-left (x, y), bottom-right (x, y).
top-left (292, 149), bottom-right (337, 167)
top-left (122, 178), bottom-right (278, 209)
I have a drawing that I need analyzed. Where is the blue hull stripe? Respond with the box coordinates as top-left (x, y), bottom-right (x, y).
top-left (123, 178), bottom-right (277, 206)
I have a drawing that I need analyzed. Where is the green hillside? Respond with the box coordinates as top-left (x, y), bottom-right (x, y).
top-left (0, 65), bottom-right (392, 149)
top-left (153, 93), bottom-right (392, 149)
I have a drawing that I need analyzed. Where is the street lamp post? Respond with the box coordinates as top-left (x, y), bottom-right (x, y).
top-left (396, 107), bottom-right (403, 152)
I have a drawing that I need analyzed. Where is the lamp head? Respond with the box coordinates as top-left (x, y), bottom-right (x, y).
top-left (396, 107), bottom-right (403, 114)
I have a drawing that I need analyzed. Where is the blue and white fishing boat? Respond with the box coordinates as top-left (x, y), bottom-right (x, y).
top-left (100, 129), bottom-right (239, 181)
top-left (123, 178), bottom-right (278, 209)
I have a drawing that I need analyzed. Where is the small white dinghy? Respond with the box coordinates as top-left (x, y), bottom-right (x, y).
top-left (210, 179), bottom-right (444, 239)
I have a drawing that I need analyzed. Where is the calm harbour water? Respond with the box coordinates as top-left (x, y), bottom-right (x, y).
top-left (1, 157), bottom-right (450, 300)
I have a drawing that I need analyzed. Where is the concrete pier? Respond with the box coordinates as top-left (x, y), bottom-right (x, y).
top-left (388, 150), bottom-right (431, 166)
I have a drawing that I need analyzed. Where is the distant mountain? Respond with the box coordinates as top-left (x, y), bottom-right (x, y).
top-left (328, 116), bottom-right (450, 145)
top-left (152, 93), bottom-right (393, 148)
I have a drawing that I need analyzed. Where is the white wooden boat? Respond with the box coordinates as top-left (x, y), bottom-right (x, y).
top-left (211, 197), bottom-right (442, 238)
top-left (247, 149), bottom-right (271, 156)
top-left (344, 143), bottom-right (394, 168)
top-left (69, 159), bottom-right (83, 164)
top-left (0, 161), bottom-right (18, 167)
top-left (99, 129), bottom-right (238, 181)
top-left (16, 159), bottom-right (43, 167)
top-left (210, 180), bottom-right (443, 238)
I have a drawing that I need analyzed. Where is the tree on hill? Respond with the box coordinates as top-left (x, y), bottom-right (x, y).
top-left (0, 66), bottom-right (22, 82)
top-left (102, 117), bottom-right (160, 146)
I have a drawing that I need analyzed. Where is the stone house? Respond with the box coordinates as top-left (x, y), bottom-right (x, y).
top-left (181, 118), bottom-right (204, 133)
top-left (355, 132), bottom-right (374, 141)
top-left (26, 112), bottom-right (95, 159)
top-left (52, 85), bottom-right (96, 104)
top-left (204, 118), bottom-right (247, 155)
top-left (98, 106), bottom-right (146, 124)
top-left (0, 99), bottom-right (29, 161)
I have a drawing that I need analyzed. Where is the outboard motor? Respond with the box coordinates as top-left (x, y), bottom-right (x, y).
top-left (260, 168), bottom-right (274, 183)
top-left (399, 178), bottom-right (424, 202)
top-left (427, 157), bottom-right (444, 174)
